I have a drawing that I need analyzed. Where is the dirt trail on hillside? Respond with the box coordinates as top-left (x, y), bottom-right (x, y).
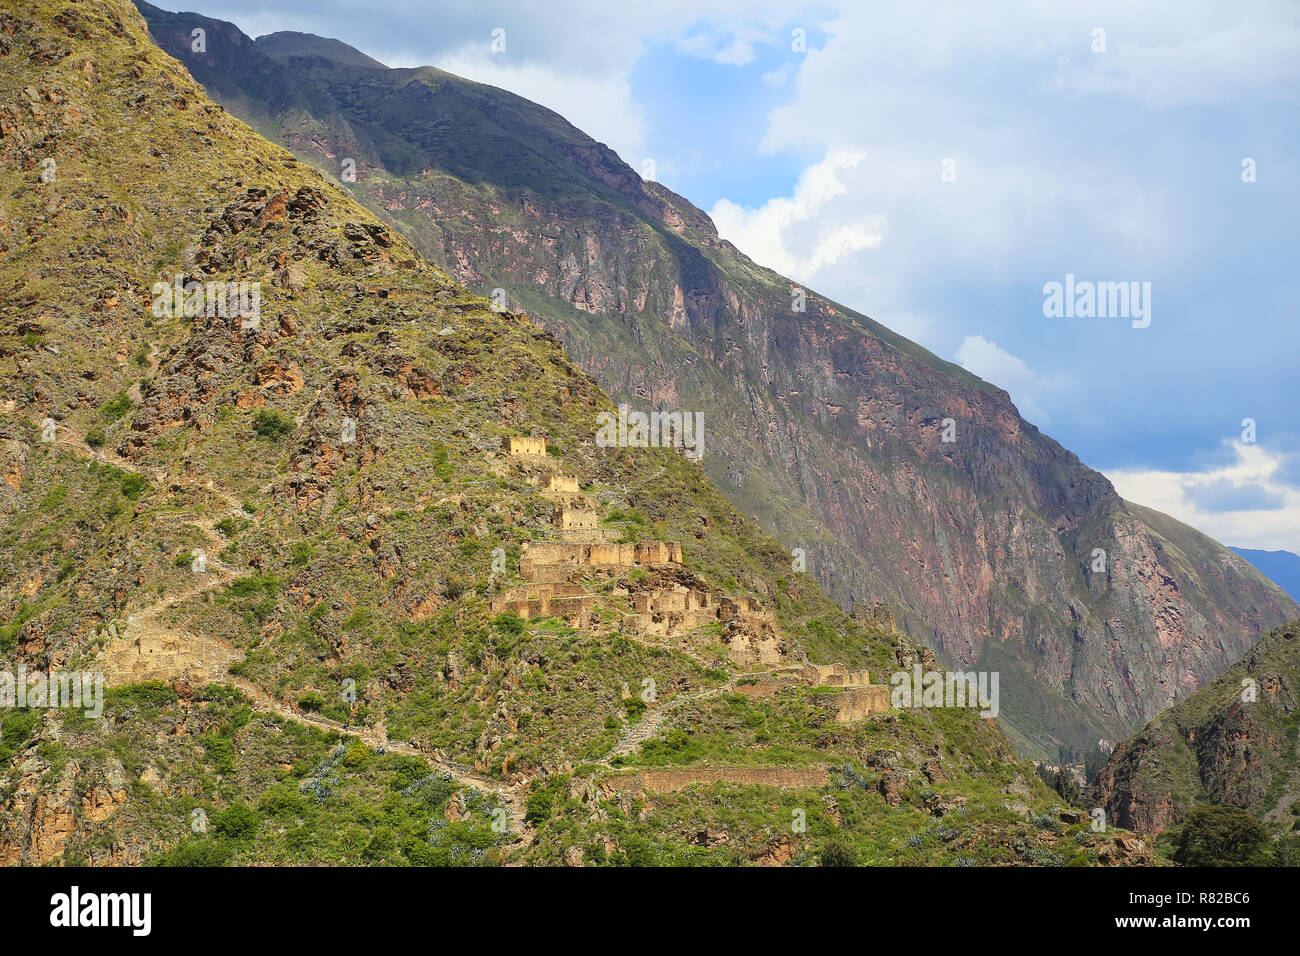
top-left (52, 426), bottom-right (536, 850)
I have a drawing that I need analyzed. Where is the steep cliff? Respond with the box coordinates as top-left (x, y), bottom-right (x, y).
top-left (131, 2), bottom-right (1300, 760)
top-left (1092, 619), bottom-right (1300, 837)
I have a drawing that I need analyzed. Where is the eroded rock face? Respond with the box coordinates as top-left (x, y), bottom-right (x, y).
top-left (0, 753), bottom-right (127, 864)
top-left (135, 10), bottom-right (1300, 756)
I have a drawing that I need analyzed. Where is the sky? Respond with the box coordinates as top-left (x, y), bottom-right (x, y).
top-left (171, 1), bottom-right (1299, 553)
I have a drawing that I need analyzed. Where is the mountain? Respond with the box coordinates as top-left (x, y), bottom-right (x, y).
top-left (1092, 619), bottom-right (1300, 838)
top-left (1232, 548), bottom-right (1300, 602)
top-left (130, 1), bottom-right (1300, 760)
top-left (0, 0), bottom-right (1161, 868)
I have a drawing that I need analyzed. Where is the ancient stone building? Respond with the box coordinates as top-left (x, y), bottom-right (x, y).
top-left (800, 663), bottom-right (872, 687)
top-left (502, 435), bottom-right (547, 456)
top-left (834, 685), bottom-right (893, 722)
top-left (554, 505), bottom-right (600, 531)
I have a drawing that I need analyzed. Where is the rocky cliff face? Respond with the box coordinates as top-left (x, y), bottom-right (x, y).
top-left (132, 3), bottom-right (1300, 760)
top-left (1091, 619), bottom-right (1300, 836)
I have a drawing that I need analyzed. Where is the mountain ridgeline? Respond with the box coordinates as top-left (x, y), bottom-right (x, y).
top-left (132, 1), bottom-right (1299, 760)
top-left (1232, 548), bottom-right (1300, 603)
top-left (0, 0), bottom-right (1169, 868)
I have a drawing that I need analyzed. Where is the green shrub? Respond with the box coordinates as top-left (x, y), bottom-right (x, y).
top-left (0, 710), bottom-right (40, 762)
top-left (120, 473), bottom-right (147, 500)
top-left (215, 516), bottom-right (248, 536)
top-left (342, 607), bottom-right (373, 631)
top-left (85, 428), bottom-right (105, 449)
top-left (194, 683), bottom-right (246, 705)
top-left (213, 802), bottom-right (260, 841)
top-left (100, 392), bottom-right (134, 422)
top-left (258, 787), bottom-right (308, 820)
top-left (524, 790), bottom-right (553, 825)
top-left (493, 611), bottom-right (526, 637)
top-left (226, 574), bottom-right (280, 598)
top-left (155, 839), bottom-right (232, 867)
top-left (253, 408), bottom-right (296, 441)
top-left (430, 443), bottom-right (454, 481)
top-left (820, 837), bottom-right (857, 867)
top-left (201, 732), bottom-right (236, 774)
top-left (108, 681), bottom-right (179, 709)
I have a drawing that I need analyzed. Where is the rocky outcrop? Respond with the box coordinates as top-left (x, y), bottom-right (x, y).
top-left (1092, 620), bottom-right (1300, 835)
top-left (0, 754), bottom-right (127, 865)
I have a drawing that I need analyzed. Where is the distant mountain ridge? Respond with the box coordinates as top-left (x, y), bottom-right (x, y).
top-left (133, 0), bottom-right (1300, 760)
top-left (1232, 548), bottom-right (1300, 602)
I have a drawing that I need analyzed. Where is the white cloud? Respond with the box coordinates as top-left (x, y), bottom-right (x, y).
top-left (1106, 442), bottom-right (1300, 553)
top-left (710, 149), bottom-right (884, 280)
top-left (954, 335), bottom-right (1068, 425)
top-left (1051, 21), bottom-right (1300, 108)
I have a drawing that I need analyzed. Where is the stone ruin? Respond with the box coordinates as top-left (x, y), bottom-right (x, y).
top-left (486, 434), bottom-right (889, 712)
top-left (502, 435), bottom-right (547, 457)
top-left (800, 663), bottom-right (872, 688)
top-left (553, 506), bottom-right (600, 532)
top-left (833, 685), bottom-right (893, 722)
top-left (546, 474), bottom-right (580, 493)
top-left (491, 541), bottom-right (685, 627)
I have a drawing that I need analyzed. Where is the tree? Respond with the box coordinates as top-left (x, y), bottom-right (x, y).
top-left (1054, 768), bottom-right (1082, 806)
top-left (1171, 805), bottom-right (1269, 867)
top-left (1083, 745), bottom-right (1109, 785)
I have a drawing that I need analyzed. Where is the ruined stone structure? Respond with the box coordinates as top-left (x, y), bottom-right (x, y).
top-left (487, 436), bottom-right (886, 685)
top-left (490, 581), bottom-right (594, 625)
top-left (100, 623), bottom-right (239, 686)
top-left (546, 474), bottom-right (580, 493)
top-left (800, 663), bottom-right (872, 687)
top-left (834, 685), bottom-right (893, 722)
top-left (518, 540), bottom-right (684, 582)
top-left (502, 435), bottom-right (547, 456)
top-left (491, 540), bottom-right (684, 625)
top-left (553, 505), bottom-right (600, 532)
